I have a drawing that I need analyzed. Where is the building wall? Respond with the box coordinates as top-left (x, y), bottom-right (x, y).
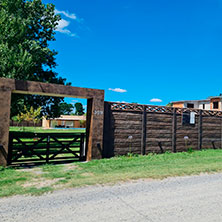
top-left (42, 118), bottom-right (50, 128)
top-left (43, 119), bottom-right (86, 128)
top-left (65, 120), bottom-right (74, 128)
top-left (183, 101), bottom-right (199, 109)
top-left (173, 101), bottom-right (211, 110)
top-left (172, 102), bottom-right (184, 108)
top-left (210, 98), bottom-right (222, 111)
top-left (198, 102), bottom-right (211, 110)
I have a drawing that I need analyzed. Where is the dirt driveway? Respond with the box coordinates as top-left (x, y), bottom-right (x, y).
top-left (1, 173), bottom-right (222, 222)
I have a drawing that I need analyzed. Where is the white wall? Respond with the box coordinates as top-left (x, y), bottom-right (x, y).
top-left (199, 102), bottom-right (210, 110)
top-left (184, 101), bottom-right (199, 108)
top-left (184, 101), bottom-right (211, 110)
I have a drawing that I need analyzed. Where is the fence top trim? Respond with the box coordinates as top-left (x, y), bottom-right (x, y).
top-left (106, 101), bottom-right (222, 117)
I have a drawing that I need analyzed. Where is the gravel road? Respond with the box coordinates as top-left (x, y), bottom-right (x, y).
top-left (1, 173), bottom-right (222, 222)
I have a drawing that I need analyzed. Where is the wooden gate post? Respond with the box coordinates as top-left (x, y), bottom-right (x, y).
top-left (141, 106), bottom-right (147, 155)
top-left (172, 108), bottom-right (177, 153)
top-left (86, 97), bottom-right (104, 161)
top-left (0, 88), bottom-right (12, 166)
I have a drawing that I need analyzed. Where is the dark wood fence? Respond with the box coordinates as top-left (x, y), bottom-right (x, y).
top-left (10, 120), bottom-right (42, 127)
top-left (103, 102), bottom-right (222, 157)
top-left (8, 132), bottom-right (86, 166)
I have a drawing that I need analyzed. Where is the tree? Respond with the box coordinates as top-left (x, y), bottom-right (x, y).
top-left (16, 106), bottom-right (41, 130)
top-left (74, 103), bottom-right (85, 115)
top-left (0, 0), bottom-right (69, 118)
top-left (166, 102), bottom-right (173, 107)
top-left (23, 106), bottom-right (42, 127)
top-left (16, 110), bottom-right (26, 128)
top-left (58, 102), bottom-right (74, 115)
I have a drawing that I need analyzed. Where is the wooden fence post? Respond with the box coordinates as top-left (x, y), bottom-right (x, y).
top-left (141, 106), bottom-right (147, 155)
top-left (103, 102), bottom-right (114, 158)
top-left (220, 117), bottom-right (222, 149)
top-left (172, 108), bottom-right (177, 153)
top-left (198, 110), bottom-right (202, 150)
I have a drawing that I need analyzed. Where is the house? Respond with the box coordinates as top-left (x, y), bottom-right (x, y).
top-left (171, 96), bottom-right (222, 111)
top-left (42, 115), bottom-right (86, 129)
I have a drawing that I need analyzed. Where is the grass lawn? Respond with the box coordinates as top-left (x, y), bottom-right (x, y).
top-left (10, 126), bottom-right (85, 133)
top-left (1, 149), bottom-right (222, 197)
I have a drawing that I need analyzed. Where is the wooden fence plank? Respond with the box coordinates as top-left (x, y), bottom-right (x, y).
top-left (141, 106), bottom-right (147, 155)
top-left (198, 110), bottom-right (202, 150)
top-left (172, 108), bottom-right (177, 152)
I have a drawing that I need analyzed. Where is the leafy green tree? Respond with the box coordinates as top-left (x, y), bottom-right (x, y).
top-left (23, 106), bottom-right (42, 126)
top-left (166, 102), bottom-right (173, 107)
top-left (58, 102), bottom-right (74, 115)
top-left (16, 105), bottom-right (41, 130)
top-left (74, 102), bottom-right (85, 115)
top-left (16, 110), bottom-right (26, 128)
top-left (0, 0), bottom-right (69, 118)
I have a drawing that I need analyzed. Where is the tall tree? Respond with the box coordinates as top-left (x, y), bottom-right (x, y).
top-left (74, 102), bottom-right (85, 115)
top-left (0, 0), bottom-right (69, 118)
top-left (58, 102), bottom-right (74, 115)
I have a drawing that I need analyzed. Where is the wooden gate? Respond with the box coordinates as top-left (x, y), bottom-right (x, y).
top-left (8, 132), bottom-right (86, 165)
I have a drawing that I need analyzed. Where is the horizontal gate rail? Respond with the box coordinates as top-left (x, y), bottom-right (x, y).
top-left (8, 132), bottom-right (86, 166)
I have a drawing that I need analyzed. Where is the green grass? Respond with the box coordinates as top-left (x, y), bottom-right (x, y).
top-left (10, 126), bottom-right (85, 133)
top-left (1, 149), bottom-right (222, 197)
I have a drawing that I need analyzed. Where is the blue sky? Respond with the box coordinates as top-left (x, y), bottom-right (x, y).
top-left (45, 0), bottom-right (222, 106)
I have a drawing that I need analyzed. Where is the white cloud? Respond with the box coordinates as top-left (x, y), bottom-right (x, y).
top-left (55, 8), bottom-right (82, 37)
top-left (150, 98), bottom-right (162, 102)
top-left (56, 19), bottom-right (76, 37)
top-left (108, 88), bottom-right (127, 93)
top-left (57, 19), bottom-right (69, 29)
top-left (55, 9), bottom-right (77, 20)
top-left (115, 101), bottom-right (128, 103)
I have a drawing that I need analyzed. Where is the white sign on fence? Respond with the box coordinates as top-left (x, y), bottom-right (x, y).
top-left (190, 112), bottom-right (195, 124)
